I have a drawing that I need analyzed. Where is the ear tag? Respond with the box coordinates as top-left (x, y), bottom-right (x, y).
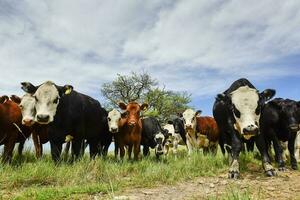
top-left (65, 88), bottom-right (72, 95)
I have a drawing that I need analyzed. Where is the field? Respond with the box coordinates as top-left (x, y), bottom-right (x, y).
top-left (0, 149), bottom-right (300, 200)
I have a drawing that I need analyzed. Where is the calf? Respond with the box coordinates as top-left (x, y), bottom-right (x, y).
top-left (0, 96), bottom-right (31, 163)
top-left (114, 102), bottom-right (148, 160)
top-left (182, 109), bottom-right (219, 155)
top-left (213, 78), bottom-right (276, 178)
top-left (21, 81), bottom-right (112, 162)
top-left (261, 98), bottom-right (300, 170)
top-left (162, 122), bottom-right (185, 157)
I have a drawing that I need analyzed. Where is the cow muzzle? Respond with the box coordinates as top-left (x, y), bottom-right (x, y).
top-left (242, 125), bottom-right (258, 140)
top-left (155, 145), bottom-right (164, 156)
top-left (22, 118), bottom-right (34, 126)
top-left (36, 114), bottom-right (50, 124)
top-left (110, 127), bottom-right (119, 133)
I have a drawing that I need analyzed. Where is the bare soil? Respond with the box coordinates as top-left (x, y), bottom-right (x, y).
top-left (109, 169), bottom-right (300, 200)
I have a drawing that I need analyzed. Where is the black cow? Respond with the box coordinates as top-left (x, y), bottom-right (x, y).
top-left (261, 98), bottom-right (300, 170)
top-left (21, 81), bottom-right (112, 162)
top-left (141, 117), bottom-right (168, 158)
top-left (213, 78), bottom-right (276, 179)
top-left (172, 116), bottom-right (187, 145)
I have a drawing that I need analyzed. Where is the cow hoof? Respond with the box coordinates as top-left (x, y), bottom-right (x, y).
top-left (278, 167), bottom-right (287, 171)
top-left (291, 165), bottom-right (298, 170)
top-left (265, 169), bottom-right (276, 177)
top-left (228, 171), bottom-right (239, 179)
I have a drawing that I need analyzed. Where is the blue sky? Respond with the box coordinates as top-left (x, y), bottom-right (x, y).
top-left (1, 0), bottom-right (300, 117)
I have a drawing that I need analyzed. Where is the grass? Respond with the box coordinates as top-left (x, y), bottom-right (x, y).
top-left (0, 149), bottom-right (272, 200)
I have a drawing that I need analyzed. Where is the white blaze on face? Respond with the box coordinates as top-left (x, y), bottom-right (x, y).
top-left (34, 82), bottom-right (60, 124)
top-left (20, 94), bottom-right (36, 126)
top-left (230, 86), bottom-right (260, 135)
top-left (107, 109), bottom-right (121, 133)
top-left (182, 109), bottom-right (197, 130)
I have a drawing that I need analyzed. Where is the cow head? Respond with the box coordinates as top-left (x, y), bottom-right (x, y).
top-left (182, 109), bottom-right (202, 131)
top-left (154, 130), bottom-right (167, 156)
top-left (270, 99), bottom-right (300, 133)
top-left (218, 86), bottom-right (275, 139)
top-left (118, 102), bottom-right (148, 127)
top-left (21, 81), bottom-right (73, 124)
top-left (11, 94), bottom-right (36, 126)
top-left (107, 109), bottom-right (122, 133)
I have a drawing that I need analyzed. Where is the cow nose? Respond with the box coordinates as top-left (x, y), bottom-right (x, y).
top-left (111, 128), bottom-right (118, 133)
top-left (37, 114), bottom-right (50, 122)
top-left (129, 121), bottom-right (136, 126)
top-left (185, 124), bottom-right (192, 129)
top-left (22, 119), bottom-right (34, 126)
top-left (289, 124), bottom-right (299, 132)
top-left (243, 125), bottom-right (258, 135)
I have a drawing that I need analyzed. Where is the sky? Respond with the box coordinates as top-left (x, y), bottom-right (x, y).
top-left (1, 0), bottom-right (300, 116)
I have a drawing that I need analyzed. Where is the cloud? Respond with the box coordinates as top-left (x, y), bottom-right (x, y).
top-left (0, 0), bottom-right (299, 101)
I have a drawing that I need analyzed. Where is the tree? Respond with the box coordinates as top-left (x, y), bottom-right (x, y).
top-left (101, 72), bottom-right (158, 105)
top-left (101, 72), bottom-right (191, 121)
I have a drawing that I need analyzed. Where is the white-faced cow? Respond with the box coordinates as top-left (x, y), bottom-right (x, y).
top-left (21, 81), bottom-right (112, 162)
top-left (182, 109), bottom-right (219, 155)
top-left (162, 123), bottom-right (185, 157)
top-left (213, 78), bottom-right (276, 179)
top-left (260, 98), bottom-right (300, 170)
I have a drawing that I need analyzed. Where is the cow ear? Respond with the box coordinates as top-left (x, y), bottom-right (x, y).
top-left (140, 103), bottom-right (148, 111)
top-left (10, 95), bottom-right (21, 104)
top-left (0, 95), bottom-right (9, 104)
top-left (195, 110), bottom-right (202, 117)
top-left (261, 89), bottom-right (276, 101)
top-left (21, 82), bottom-right (37, 94)
top-left (118, 102), bottom-right (127, 110)
top-left (58, 85), bottom-right (73, 97)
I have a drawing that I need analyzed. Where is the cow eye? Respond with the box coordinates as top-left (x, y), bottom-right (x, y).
top-left (19, 105), bottom-right (23, 109)
top-left (107, 117), bottom-right (111, 121)
top-left (53, 97), bottom-right (59, 104)
top-left (232, 105), bottom-right (241, 118)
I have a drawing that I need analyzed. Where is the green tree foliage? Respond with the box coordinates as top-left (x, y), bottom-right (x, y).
top-left (101, 72), bottom-right (191, 121)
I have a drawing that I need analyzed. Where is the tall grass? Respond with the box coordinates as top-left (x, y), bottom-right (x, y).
top-left (0, 150), bottom-right (264, 199)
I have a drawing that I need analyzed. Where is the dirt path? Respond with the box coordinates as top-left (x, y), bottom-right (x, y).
top-left (111, 170), bottom-right (300, 200)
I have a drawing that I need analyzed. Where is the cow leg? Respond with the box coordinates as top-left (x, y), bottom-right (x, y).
top-left (72, 140), bottom-right (85, 160)
top-left (143, 145), bottom-right (150, 157)
top-left (3, 137), bottom-right (17, 163)
top-left (128, 144), bottom-right (133, 160)
top-left (186, 136), bottom-right (193, 155)
top-left (32, 133), bottom-right (42, 159)
top-left (133, 142), bottom-right (140, 161)
top-left (114, 139), bottom-right (119, 159)
top-left (89, 141), bottom-right (98, 159)
top-left (246, 140), bottom-right (255, 152)
top-left (228, 134), bottom-right (242, 179)
top-left (119, 142), bottom-right (126, 160)
top-left (288, 133), bottom-right (298, 170)
top-left (18, 140), bottom-right (25, 156)
top-left (50, 141), bottom-right (62, 163)
top-left (272, 135), bottom-right (286, 171)
top-left (255, 134), bottom-right (276, 177)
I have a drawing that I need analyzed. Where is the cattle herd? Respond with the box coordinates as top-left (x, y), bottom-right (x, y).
top-left (0, 78), bottom-right (300, 179)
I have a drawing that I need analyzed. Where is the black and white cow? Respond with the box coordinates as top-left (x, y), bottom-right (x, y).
top-left (261, 98), bottom-right (300, 170)
top-left (213, 78), bottom-right (276, 179)
top-left (162, 122), bottom-right (185, 157)
top-left (21, 81), bottom-right (112, 162)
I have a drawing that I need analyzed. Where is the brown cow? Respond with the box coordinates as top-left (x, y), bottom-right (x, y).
top-left (182, 108), bottom-right (219, 155)
top-left (115, 102), bottom-right (148, 160)
top-left (0, 95), bottom-right (31, 163)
